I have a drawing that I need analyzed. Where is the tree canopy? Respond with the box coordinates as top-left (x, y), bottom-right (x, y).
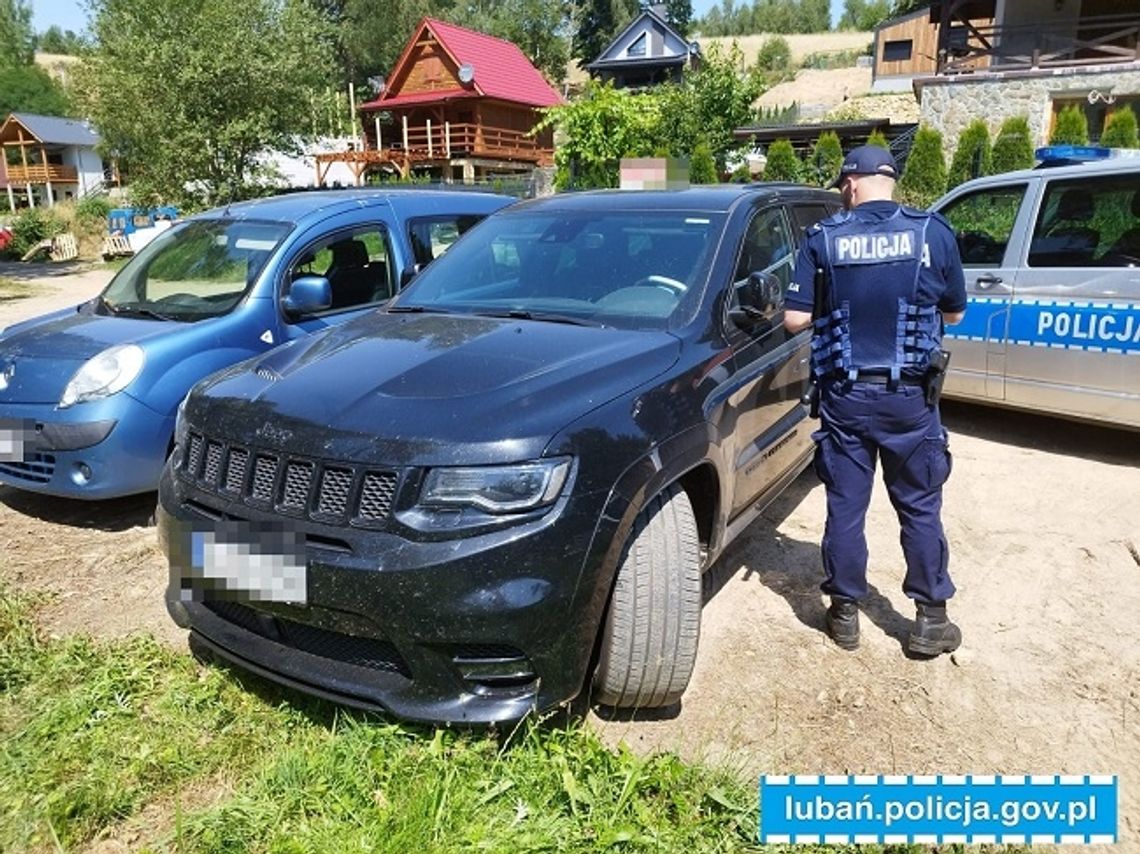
top-left (838, 0), bottom-right (891, 31)
top-left (36, 25), bottom-right (89, 55)
top-left (78, 0), bottom-right (338, 206)
top-left (0, 0), bottom-right (35, 67)
top-left (696, 0), bottom-right (830, 37)
top-left (0, 64), bottom-right (72, 116)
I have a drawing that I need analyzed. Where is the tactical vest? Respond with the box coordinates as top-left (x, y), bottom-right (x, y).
top-left (811, 206), bottom-right (941, 383)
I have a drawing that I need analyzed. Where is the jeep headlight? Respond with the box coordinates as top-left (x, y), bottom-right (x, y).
top-left (419, 458), bottom-right (572, 513)
top-left (59, 344), bottom-right (145, 408)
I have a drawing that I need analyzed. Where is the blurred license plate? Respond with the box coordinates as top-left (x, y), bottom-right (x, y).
top-left (181, 521), bottom-right (307, 604)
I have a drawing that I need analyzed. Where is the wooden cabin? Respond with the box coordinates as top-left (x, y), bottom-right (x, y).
top-left (872, 6), bottom-right (993, 91)
top-left (316, 18), bottom-right (562, 185)
top-left (2, 113), bottom-right (108, 212)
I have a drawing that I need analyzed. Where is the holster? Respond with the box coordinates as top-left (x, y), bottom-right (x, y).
top-left (803, 382), bottom-right (820, 418)
top-left (923, 349), bottom-right (952, 406)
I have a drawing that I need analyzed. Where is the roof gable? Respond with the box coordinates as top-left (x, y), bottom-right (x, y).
top-left (589, 9), bottom-right (693, 67)
top-left (1, 113), bottom-right (100, 147)
top-left (362, 18), bottom-right (561, 111)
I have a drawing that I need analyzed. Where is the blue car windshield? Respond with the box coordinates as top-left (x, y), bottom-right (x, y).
top-left (393, 209), bottom-right (725, 329)
top-left (101, 219), bottom-right (289, 321)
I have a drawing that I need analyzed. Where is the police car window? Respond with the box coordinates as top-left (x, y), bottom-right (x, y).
top-left (1028, 174), bottom-right (1140, 268)
top-left (938, 185), bottom-right (1026, 267)
top-left (286, 225), bottom-right (394, 313)
top-left (733, 207), bottom-right (795, 292)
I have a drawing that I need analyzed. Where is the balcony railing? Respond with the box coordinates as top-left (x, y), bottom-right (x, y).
top-left (939, 13), bottom-right (1140, 74)
top-left (4, 164), bottom-right (79, 184)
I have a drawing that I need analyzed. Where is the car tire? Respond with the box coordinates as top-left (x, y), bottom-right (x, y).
top-left (593, 483), bottom-right (701, 709)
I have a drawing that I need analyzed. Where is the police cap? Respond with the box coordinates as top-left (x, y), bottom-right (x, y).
top-left (831, 145), bottom-right (899, 188)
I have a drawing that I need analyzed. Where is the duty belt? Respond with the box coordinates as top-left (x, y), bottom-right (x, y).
top-left (850, 372), bottom-right (924, 387)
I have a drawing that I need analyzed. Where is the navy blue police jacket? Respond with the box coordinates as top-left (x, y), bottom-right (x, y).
top-left (787, 200), bottom-right (967, 378)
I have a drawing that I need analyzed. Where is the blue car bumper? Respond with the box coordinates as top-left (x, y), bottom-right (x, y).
top-left (0, 396), bottom-right (173, 499)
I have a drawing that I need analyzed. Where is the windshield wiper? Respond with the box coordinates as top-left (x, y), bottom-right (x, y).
top-left (387, 304), bottom-right (452, 314)
top-left (108, 303), bottom-right (179, 322)
top-left (477, 309), bottom-right (599, 327)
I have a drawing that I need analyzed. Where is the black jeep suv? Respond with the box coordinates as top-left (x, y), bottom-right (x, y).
top-left (158, 185), bottom-right (842, 724)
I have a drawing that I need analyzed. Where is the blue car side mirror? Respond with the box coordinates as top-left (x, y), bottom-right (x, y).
top-left (283, 276), bottom-right (332, 317)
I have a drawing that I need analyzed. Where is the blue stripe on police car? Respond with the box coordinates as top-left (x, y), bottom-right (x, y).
top-left (944, 297), bottom-right (1140, 355)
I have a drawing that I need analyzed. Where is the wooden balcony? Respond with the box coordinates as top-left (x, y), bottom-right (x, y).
top-left (939, 13), bottom-right (1140, 74)
top-left (315, 122), bottom-right (553, 182)
top-left (4, 163), bottom-right (79, 184)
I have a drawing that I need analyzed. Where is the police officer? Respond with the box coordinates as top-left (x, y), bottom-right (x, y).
top-left (783, 144), bottom-right (967, 656)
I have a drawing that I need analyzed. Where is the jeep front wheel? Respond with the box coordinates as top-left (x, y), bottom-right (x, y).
top-left (593, 484), bottom-right (702, 708)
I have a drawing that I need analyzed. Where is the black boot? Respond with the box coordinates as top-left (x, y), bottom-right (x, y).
top-left (908, 602), bottom-right (961, 656)
top-left (826, 597), bottom-right (859, 650)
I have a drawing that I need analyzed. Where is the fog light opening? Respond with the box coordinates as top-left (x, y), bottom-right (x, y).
top-left (71, 462), bottom-right (93, 486)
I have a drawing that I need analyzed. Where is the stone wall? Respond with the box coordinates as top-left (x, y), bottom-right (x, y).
top-left (918, 63), bottom-right (1140, 160)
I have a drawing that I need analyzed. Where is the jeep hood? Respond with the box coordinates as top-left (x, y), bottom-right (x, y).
top-left (194, 312), bottom-right (681, 464)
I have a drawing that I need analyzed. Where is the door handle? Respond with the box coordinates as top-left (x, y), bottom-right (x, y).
top-left (975, 273), bottom-right (1003, 290)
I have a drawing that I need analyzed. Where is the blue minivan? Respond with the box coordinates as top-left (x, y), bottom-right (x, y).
top-left (0, 189), bottom-right (514, 499)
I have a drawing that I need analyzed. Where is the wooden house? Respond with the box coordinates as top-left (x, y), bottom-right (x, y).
top-left (2, 113), bottom-right (108, 212)
top-left (585, 4), bottom-right (700, 89)
top-left (316, 18), bottom-right (562, 185)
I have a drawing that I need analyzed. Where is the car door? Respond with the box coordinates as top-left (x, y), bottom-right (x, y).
top-left (723, 202), bottom-right (812, 521)
top-left (278, 223), bottom-right (397, 342)
top-left (1005, 171), bottom-right (1140, 427)
top-left (935, 180), bottom-right (1035, 401)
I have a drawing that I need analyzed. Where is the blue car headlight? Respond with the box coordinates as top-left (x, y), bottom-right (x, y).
top-left (59, 344), bottom-right (146, 409)
top-left (419, 458), bottom-right (572, 514)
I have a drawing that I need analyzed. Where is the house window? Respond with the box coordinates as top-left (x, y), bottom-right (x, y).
top-left (1049, 95), bottom-right (1140, 145)
top-left (627, 33), bottom-right (647, 58)
top-left (882, 39), bottom-right (913, 62)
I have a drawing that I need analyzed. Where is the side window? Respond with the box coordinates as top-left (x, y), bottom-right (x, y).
top-left (286, 225), bottom-right (394, 313)
top-left (733, 206), bottom-right (796, 294)
top-left (1028, 174), bottom-right (1140, 268)
top-left (790, 204), bottom-right (836, 237)
top-left (938, 184), bottom-right (1026, 267)
top-left (407, 214), bottom-right (484, 267)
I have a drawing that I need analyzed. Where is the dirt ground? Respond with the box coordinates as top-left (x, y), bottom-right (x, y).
top-left (2, 265), bottom-right (1138, 847)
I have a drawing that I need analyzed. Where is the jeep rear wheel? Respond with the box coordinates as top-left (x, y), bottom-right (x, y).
top-left (593, 484), bottom-right (701, 708)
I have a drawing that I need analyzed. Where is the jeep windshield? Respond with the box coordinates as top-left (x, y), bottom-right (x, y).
top-left (98, 219), bottom-right (289, 321)
top-left (392, 209), bottom-right (724, 330)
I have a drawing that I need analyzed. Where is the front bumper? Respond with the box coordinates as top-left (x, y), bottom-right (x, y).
top-left (0, 397), bottom-right (172, 498)
top-left (158, 463), bottom-right (612, 725)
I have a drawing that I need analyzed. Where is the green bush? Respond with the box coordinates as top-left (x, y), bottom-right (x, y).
top-left (754, 36), bottom-right (791, 73)
top-left (808, 130), bottom-right (843, 188)
top-left (991, 115), bottom-right (1035, 173)
top-left (73, 195), bottom-right (113, 230)
top-left (729, 161), bottom-right (753, 183)
top-left (948, 119), bottom-right (992, 188)
top-left (866, 128), bottom-right (890, 149)
top-left (898, 125), bottom-right (947, 208)
top-left (689, 142), bottom-right (719, 184)
top-left (1100, 105), bottom-right (1139, 149)
top-left (763, 139), bottom-right (801, 182)
top-left (4, 208), bottom-right (66, 259)
top-left (1050, 104), bottom-right (1089, 145)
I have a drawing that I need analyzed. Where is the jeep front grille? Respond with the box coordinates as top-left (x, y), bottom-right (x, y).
top-left (181, 430), bottom-right (401, 525)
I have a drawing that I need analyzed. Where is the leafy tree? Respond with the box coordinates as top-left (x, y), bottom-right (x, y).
top-left (0, 0), bottom-right (34, 67)
top-left (808, 130), bottom-right (842, 187)
top-left (947, 118), bottom-right (991, 188)
top-left (763, 138), bottom-right (800, 181)
top-left (664, 0), bottom-right (693, 37)
top-left (36, 25), bottom-right (88, 54)
top-left (339, 0), bottom-right (432, 85)
top-left (0, 63), bottom-right (71, 115)
top-left (754, 35), bottom-right (791, 73)
top-left (1050, 104), bottom-right (1089, 145)
top-left (991, 115), bottom-right (1034, 173)
top-left (696, 0), bottom-right (833, 36)
top-left (838, 0), bottom-right (890, 31)
top-left (79, 0), bottom-right (338, 206)
top-left (689, 141), bottom-right (718, 183)
top-left (536, 80), bottom-right (660, 189)
top-left (897, 124), bottom-right (947, 208)
top-left (573, 0), bottom-right (637, 65)
top-left (1100, 106), bottom-right (1139, 149)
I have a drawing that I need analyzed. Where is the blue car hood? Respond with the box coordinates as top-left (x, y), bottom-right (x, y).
top-left (198, 312), bottom-right (681, 464)
top-left (0, 306), bottom-right (163, 404)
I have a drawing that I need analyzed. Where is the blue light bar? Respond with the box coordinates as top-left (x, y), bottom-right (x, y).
top-left (1034, 145), bottom-right (1113, 166)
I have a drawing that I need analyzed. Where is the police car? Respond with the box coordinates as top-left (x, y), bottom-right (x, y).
top-left (932, 146), bottom-right (1140, 430)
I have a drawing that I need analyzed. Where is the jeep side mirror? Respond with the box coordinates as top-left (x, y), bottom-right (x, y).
top-left (282, 275), bottom-right (332, 317)
top-left (731, 271), bottom-right (784, 330)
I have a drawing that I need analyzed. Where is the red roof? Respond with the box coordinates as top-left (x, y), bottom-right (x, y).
top-left (361, 18), bottom-right (562, 111)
